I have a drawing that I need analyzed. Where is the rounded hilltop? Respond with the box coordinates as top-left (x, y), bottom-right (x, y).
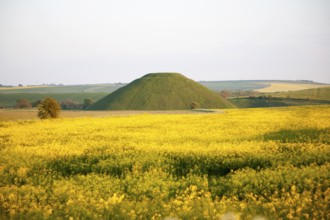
top-left (89, 72), bottom-right (235, 110)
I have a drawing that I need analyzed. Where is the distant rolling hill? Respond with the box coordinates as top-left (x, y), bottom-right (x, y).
top-left (256, 83), bottom-right (329, 93)
top-left (0, 93), bottom-right (108, 108)
top-left (0, 84), bottom-right (124, 94)
top-left (230, 97), bottom-right (330, 108)
top-left (1, 79), bottom-right (328, 109)
top-left (230, 87), bottom-right (330, 108)
top-left (269, 86), bottom-right (330, 101)
top-left (89, 73), bottom-right (235, 110)
top-left (200, 80), bottom-right (326, 92)
top-left (0, 84), bottom-right (121, 108)
top-left (1, 80), bottom-right (326, 94)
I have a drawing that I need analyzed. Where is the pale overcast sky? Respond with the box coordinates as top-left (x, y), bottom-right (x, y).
top-left (1, 0), bottom-right (329, 85)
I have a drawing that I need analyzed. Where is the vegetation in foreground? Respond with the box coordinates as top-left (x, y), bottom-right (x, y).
top-left (37, 97), bottom-right (61, 119)
top-left (0, 106), bottom-right (329, 219)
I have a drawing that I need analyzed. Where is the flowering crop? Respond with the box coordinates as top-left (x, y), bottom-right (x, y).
top-left (0, 105), bottom-right (329, 219)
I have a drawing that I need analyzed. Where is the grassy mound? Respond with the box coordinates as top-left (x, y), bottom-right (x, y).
top-left (89, 73), bottom-right (235, 110)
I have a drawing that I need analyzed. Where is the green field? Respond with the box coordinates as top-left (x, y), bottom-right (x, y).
top-left (0, 84), bottom-right (124, 94)
top-left (1, 81), bottom-right (329, 109)
top-left (269, 87), bottom-right (330, 101)
top-left (1, 80), bottom-right (324, 94)
top-left (199, 80), bottom-right (269, 91)
top-left (0, 93), bottom-right (108, 108)
top-left (229, 87), bottom-right (330, 108)
top-left (0, 106), bottom-right (329, 219)
top-left (200, 80), bottom-right (325, 92)
top-left (230, 97), bottom-right (330, 108)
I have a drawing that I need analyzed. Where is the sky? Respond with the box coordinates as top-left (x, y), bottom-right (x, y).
top-left (1, 0), bottom-right (329, 85)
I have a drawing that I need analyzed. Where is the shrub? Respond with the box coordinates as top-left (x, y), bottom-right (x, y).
top-left (15, 99), bottom-right (32, 109)
top-left (37, 97), bottom-right (61, 119)
top-left (61, 99), bottom-right (81, 110)
top-left (190, 102), bottom-right (199, 110)
top-left (32, 100), bottom-right (42, 108)
top-left (83, 98), bottom-right (94, 108)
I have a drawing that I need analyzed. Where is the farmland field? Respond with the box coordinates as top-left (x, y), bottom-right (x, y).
top-left (270, 87), bottom-right (330, 101)
top-left (0, 84), bottom-right (124, 94)
top-left (255, 83), bottom-right (328, 93)
top-left (230, 97), bottom-right (330, 108)
top-left (0, 106), bottom-right (329, 219)
top-left (0, 109), bottom-right (199, 121)
top-left (0, 93), bottom-right (108, 108)
top-left (1, 81), bottom-right (328, 109)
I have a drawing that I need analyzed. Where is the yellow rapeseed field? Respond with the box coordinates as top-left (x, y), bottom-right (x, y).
top-left (255, 83), bottom-right (328, 93)
top-left (0, 105), bottom-right (329, 219)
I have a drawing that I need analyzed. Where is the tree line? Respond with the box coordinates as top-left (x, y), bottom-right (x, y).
top-left (5, 97), bottom-right (94, 119)
top-left (1, 98), bottom-right (95, 110)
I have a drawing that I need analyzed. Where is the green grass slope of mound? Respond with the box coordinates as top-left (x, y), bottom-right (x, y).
top-left (270, 86), bottom-right (330, 101)
top-left (89, 73), bottom-right (235, 110)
